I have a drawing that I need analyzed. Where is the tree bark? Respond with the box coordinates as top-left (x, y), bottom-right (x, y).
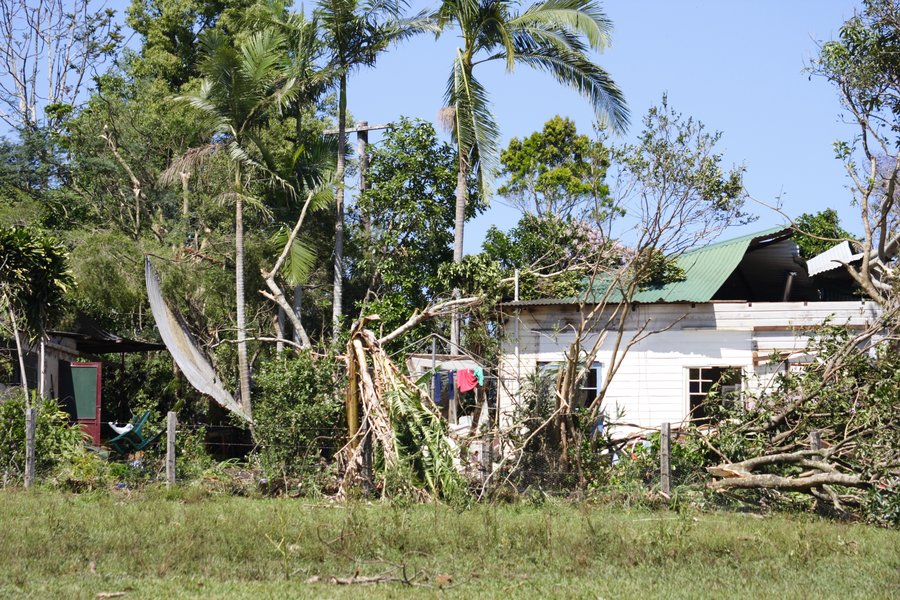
top-left (450, 146), bottom-right (468, 352)
top-left (332, 73), bottom-right (347, 342)
top-left (234, 168), bottom-right (252, 418)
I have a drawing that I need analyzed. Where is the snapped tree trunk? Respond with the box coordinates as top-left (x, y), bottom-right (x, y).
top-left (332, 73), bottom-right (347, 342)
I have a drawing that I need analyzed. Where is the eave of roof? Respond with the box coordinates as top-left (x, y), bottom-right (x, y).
top-left (47, 313), bottom-right (165, 354)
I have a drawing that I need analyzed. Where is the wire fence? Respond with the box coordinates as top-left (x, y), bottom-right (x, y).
top-left (3, 400), bottom-right (694, 498)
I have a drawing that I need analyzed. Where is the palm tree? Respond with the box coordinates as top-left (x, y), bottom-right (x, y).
top-left (316, 0), bottom-right (433, 340)
top-left (435, 0), bottom-right (629, 348)
top-left (171, 29), bottom-right (299, 418)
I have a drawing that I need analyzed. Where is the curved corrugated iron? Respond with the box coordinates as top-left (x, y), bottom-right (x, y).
top-left (144, 257), bottom-right (251, 423)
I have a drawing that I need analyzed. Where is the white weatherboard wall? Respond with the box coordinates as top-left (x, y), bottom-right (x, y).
top-left (499, 301), bottom-right (881, 433)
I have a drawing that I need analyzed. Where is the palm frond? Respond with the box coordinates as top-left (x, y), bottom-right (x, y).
top-left (226, 140), bottom-right (298, 202)
top-left (158, 143), bottom-right (224, 187)
top-left (291, 135), bottom-right (338, 193)
top-left (270, 227), bottom-right (319, 285)
top-left (445, 55), bottom-right (500, 197)
top-left (388, 9), bottom-right (441, 42)
top-left (509, 39), bottom-right (629, 133)
top-left (216, 191), bottom-right (274, 220)
top-left (510, 0), bottom-right (613, 52)
top-left (474, 2), bottom-right (516, 72)
top-left (240, 29), bottom-right (288, 85)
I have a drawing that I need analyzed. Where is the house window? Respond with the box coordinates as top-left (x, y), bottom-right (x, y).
top-left (535, 361), bottom-right (603, 409)
top-left (577, 362), bottom-right (603, 409)
top-left (687, 366), bottom-right (742, 423)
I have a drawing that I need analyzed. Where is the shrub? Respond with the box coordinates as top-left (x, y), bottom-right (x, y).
top-left (252, 351), bottom-right (345, 479)
top-left (0, 392), bottom-right (101, 487)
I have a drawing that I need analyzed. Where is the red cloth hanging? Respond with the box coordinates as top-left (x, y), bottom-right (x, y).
top-left (457, 368), bottom-right (478, 393)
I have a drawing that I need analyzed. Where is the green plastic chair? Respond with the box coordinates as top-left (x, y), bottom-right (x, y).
top-left (109, 411), bottom-right (163, 454)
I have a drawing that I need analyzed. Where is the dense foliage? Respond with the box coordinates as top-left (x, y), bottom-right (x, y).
top-left (252, 351), bottom-right (345, 478)
top-left (0, 394), bottom-right (92, 485)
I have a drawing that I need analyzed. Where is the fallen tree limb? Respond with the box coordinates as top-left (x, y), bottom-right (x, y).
top-left (708, 471), bottom-right (866, 491)
top-left (306, 570), bottom-right (420, 586)
top-left (707, 450), bottom-right (832, 474)
top-left (260, 190), bottom-right (315, 348)
top-left (377, 296), bottom-right (482, 346)
top-left (707, 449), bottom-right (868, 492)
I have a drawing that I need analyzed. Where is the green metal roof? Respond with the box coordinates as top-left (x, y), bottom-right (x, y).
top-left (507, 227), bottom-right (792, 307)
top-left (625, 227), bottom-right (791, 303)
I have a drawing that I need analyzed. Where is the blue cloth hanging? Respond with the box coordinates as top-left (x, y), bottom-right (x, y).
top-left (432, 372), bottom-right (443, 405)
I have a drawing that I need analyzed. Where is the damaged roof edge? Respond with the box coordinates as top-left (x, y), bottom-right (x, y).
top-left (502, 227), bottom-right (794, 308)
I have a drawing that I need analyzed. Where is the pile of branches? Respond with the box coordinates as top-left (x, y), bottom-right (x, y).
top-left (337, 313), bottom-right (471, 502)
top-left (704, 322), bottom-right (900, 523)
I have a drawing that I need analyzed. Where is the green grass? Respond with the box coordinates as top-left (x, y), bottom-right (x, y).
top-left (0, 488), bottom-right (897, 599)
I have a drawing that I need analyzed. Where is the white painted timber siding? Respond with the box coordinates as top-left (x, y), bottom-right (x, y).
top-left (499, 301), bottom-right (881, 434)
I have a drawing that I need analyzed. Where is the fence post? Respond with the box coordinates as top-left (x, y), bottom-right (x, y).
top-left (24, 408), bottom-right (35, 489)
top-left (660, 422), bottom-right (671, 496)
top-left (166, 411), bottom-right (176, 487)
top-left (809, 430), bottom-right (822, 453)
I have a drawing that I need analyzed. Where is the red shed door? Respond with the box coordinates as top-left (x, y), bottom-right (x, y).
top-left (69, 362), bottom-right (102, 445)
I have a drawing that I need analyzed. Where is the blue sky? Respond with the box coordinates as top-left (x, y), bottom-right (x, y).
top-left (8, 1), bottom-right (862, 252)
top-left (346, 0), bottom-right (863, 253)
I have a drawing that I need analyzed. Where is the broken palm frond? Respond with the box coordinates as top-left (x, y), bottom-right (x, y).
top-left (339, 317), bottom-right (468, 503)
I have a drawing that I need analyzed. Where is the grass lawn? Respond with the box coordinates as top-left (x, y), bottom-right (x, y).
top-left (0, 488), bottom-right (897, 599)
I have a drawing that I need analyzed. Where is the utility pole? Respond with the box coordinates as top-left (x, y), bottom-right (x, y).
top-left (323, 122), bottom-right (390, 340)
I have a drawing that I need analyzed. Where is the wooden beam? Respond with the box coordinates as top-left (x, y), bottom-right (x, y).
top-left (323, 123), bottom-right (391, 135)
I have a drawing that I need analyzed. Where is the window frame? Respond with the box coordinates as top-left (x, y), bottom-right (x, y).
top-left (685, 365), bottom-right (743, 423)
top-left (535, 360), bottom-right (604, 409)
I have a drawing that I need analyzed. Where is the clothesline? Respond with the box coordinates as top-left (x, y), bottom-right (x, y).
top-left (386, 331), bottom-right (494, 370)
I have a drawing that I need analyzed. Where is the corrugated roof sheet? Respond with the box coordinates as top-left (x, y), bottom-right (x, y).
top-left (806, 240), bottom-right (863, 276)
top-left (504, 227), bottom-right (792, 307)
top-left (625, 227), bottom-right (791, 303)
top-left (145, 258), bottom-right (252, 423)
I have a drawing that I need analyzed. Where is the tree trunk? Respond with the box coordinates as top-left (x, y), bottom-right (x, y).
top-left (234, 169), bottom-right (252, 418)
top-left (332, 73), bottom-right (347, 342)
top-left (5, 298), bottom-right (30, 407)
top-left (450, 147), bottom-right (468, 352)
top-left (293, 285), bottom-right (303, 344)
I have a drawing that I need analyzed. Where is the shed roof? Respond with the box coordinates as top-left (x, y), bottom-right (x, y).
top-left (505, 227), bottom-right (795, 307)
top-left (48, 314), bottom-right (165, 354)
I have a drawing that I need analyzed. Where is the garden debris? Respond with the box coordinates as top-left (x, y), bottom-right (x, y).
top-left (306, 563), bottom-right (423, 586)
top-left (706, 450), bottom-right (867, 491)
top-left (338, 308), bottom-right (478, 501)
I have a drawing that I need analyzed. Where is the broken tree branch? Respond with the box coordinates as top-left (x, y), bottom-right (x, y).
top-left (377, 296), bottom-right (483, 346)
top-left (260, 190), bottom-right (315, 348)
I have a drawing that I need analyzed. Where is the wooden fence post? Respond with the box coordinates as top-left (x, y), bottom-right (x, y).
top-left (660, 422), bottom-right (671, 496)
top-left (809, 430), bottom-right (822, 453)
top-left (24, 408), bottom-right (35, 489)
top-left (166, 411), bottom-right (176, 487)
